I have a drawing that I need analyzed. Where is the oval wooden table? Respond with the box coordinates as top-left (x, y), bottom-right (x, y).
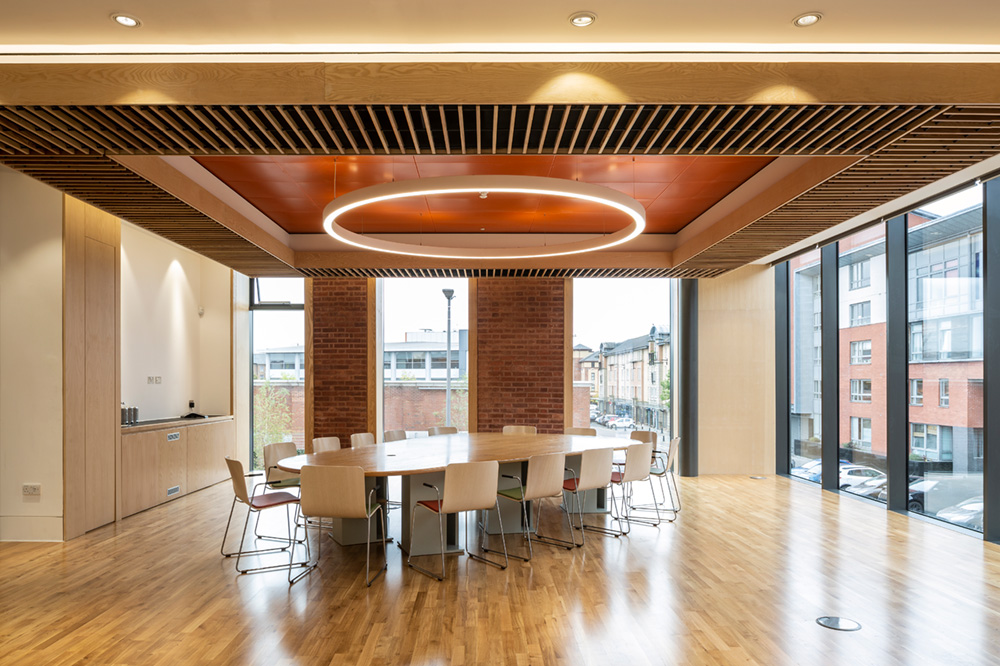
top-left (278, 432), bottom-right (624, 555)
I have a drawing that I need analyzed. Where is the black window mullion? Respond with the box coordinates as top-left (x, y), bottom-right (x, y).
top-left (821, 243), bottom-right (840, 491)
top-left (984, 178), bottom-right (1000, 541)
top-left (775, 262), bottom-right (791, 475)
top-left (886, 214), bottom-right (909, 512)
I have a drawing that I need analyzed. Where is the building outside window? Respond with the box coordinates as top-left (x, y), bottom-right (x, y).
top-left (849, 301), bottom-right (871, 327)
top-left (940, 379), bottom-right (950, 407)
top-left (850, 379), bottom-right (872, 403)
top-left (850, 259), bottom-right (871, 290)
top-left (850, 417), bottom-right (872, 450)
top-left (910, 379), bottom-right (923, 406)
top-left (850, 340), bottom-right (872, 364)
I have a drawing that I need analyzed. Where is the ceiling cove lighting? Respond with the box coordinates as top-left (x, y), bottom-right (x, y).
top-left (792, 12), bottom-right (823, 27)
top-left (111, 13), bottom-right (142, 28)
top-left (569, 11), bottom-right (597, 27)
top-left (322, 175), bottom-right (645, 260)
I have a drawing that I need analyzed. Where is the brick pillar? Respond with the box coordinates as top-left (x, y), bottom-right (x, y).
top-left (310, 278), bottom-right (370, 447)
top-left (476, 278), bottom-right (565, 433)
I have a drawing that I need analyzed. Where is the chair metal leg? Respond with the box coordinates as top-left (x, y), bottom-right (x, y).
top-left (579, 484), bottom-right (627, 537)
top-left (234, 504), bottom-right (310, 575)
top-left (469, 501), bottom-right (507, 569)
top-left (496, 494), bottom-right (533, 562)
top-left (531, 496), bottom-right (575, 550)
top-left (365, 504), bottom-right (388, 587)
top-left (221, 497), bottom-right (293, 559)
top-left (407, 504), bottom-right (446, 581)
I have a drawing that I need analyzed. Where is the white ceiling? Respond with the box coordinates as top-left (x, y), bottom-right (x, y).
top-left (2, 1), bottom-right (999, 55)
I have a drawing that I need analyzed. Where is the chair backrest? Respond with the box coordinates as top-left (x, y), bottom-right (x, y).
top-left (576, 448), bottom-right (614, 492)
top-left (263, 441), bottom-right (298, 484)
top-left (441, 460), bottom-right (500, 513)
top-left (313, 436), bottom-right (341, 453)
top-left (428, 426), bottom-right (458, 436)
top-left (622, 441), bottom-right (654, 483)
top-left (629, 430), bottom-right (657, 446)
top-left (299, 465), bottom-right (369, 519)
top-left (225, 457), bottom-right (251, 504)
top-left (523, 452), bottom-right (567, 501)
top-left (565, 427), bottom-right (597, 436)
top-left (666, 437), bottom-right (680, 472)
top-left (384, 429), bottom-right (407, 442)
top-left (502, 425), bottom-right (537, 435)
top-left (351, 432), bottom-right (376, 448)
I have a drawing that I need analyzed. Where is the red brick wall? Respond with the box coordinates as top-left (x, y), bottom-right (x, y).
top-left (476, 279), bottom-right (565, 433)
top-left (384, 383), bottom-right (469, 432)
top-left (572, 385), bottom-right (591, 428)
top-left (311, 279), bottom-right (369, 447)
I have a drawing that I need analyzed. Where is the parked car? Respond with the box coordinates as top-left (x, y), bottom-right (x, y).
top-left (849, 475), bottom-right (888, 498)
top-left (611, 417), bottom-right (635, 430)
top-left (877, 475), bottom-right (981, 514)
top-left (790, 458), bottom-right (822, 481)
top-left (839, 465), bottom-right (885, 490)
top-left (935, 496), bottom-right (984, 531)
top-left (596, 414), bottom-right (617, 426)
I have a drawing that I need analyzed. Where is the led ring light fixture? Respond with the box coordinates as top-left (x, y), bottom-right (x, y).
top-left (322, 175), bottom-right (646, 259)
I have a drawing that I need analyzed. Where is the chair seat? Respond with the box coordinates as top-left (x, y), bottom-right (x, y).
top-left (563, 478), bottom-right (580, 492)
top-left (611, 470), bottom-right (624, 484)
top-left (498, 486), bottom-right (524, 501)
top-left (249, 491), bottom-right (299, 510)
top-left (417, 499), bottom-right (443, 513)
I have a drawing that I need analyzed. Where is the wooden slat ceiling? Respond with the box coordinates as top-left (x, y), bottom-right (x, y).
top-left (0, 102), bottom-right (997, 278)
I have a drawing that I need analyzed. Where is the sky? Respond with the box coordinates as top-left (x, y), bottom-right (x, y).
top-left (252, 277), bottom-right (671, 352)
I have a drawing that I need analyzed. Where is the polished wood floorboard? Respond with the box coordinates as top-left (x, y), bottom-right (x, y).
top-left (2, 476), bottom-right (1000, 665)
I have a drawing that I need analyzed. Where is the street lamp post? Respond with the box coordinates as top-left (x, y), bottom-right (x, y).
top-left (442, 289), bottom-right (455, 427)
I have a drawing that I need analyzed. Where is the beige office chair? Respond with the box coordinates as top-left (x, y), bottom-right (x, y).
top-left (221, 457), bottom-right (308, 575)
top-left (497, 452), bottom-right (574, 560)
top-left (407, 460), bottom-right (508, 581)
top-left (289, 465), bottom-right (387, 586)
top-left (502, 425), bottom-right (537, 435)
top-left (351, 432), bottom-right (376, 448)
top-left (428, 425), bottom-right (459, 436)
top-left (562, 447), bottom-right (615, 546)
top-left (384, 429), bottom-right (407, 442)
top-left (565, 427), bottom-right (597, 436)
top-left (610, 440), bottom-right (660, 532)
top-left (312, 436), bottom-right (341, 453)
top-left (263, 441), bottom-right (300, 489)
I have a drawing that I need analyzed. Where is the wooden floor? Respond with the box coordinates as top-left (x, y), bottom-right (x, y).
top-left (3, 475), bottom-right (1000, 666)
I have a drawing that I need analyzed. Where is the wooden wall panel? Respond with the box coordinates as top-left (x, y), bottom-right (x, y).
top-left (62, 198), bottom-right (86, 539)
top-left (697, 265), bottom-right (776, 475)
top-left (186, 420), bottom-right (233, 491)
top-left (120, 431), bottom-right (158, 517)
top-left (157, 430), bottom-right (188, 503)
top-left (83, 238), bottom-right (117, 530)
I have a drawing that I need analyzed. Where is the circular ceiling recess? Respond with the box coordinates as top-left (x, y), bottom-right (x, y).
top-left (322, 175), bottom-right (646, 259)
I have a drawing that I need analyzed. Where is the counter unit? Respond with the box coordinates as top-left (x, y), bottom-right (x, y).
top-left (120, 416), bottom-right (234, 517)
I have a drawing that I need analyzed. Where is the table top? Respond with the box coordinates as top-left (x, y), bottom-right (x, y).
top-left (277, 432), bottom-right (627, 476)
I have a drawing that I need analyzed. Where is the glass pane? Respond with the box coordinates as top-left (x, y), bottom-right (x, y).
top-left (382, 279), bottom-right (469, 435)
top-left (255, 277), bottom-right (304, 305)
top-left (573, 278), bottom-right (671, 439)
top-left (838, 223), bottom-right (887, 501)
top-left (790, 248), bottom-right (822, 481)
top-left (907, 183), bottom-right (983, 531)
top-left (252, 307), bottom-right (305, 470)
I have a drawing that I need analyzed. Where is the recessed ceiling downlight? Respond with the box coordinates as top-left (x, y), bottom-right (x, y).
top-left (569, 11), bottom-right (597, 27)
top-left (792, 12), bottom-right (823, 27)
top-left (111, 13), bottom-right (142, 28)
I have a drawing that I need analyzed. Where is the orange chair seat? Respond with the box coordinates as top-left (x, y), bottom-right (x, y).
top-left (249, 491), bottom-right (299, 510)
top-left (611, 471), bottom-right (624, 484)
top-left (417, 499), bottom-right (443, 513)
top-left (563, 478), bottom-right (580, 492)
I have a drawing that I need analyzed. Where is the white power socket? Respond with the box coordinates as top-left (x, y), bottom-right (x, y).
top-left (22, 483), bottom-right (41, 496)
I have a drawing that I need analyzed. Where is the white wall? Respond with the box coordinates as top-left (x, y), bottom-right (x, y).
top-left (0, 167), bottom-right (65, 540)
top-left (120, 223), bottom-right (231, 420)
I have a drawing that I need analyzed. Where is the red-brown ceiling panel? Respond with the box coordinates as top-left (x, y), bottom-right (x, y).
top-left (195, 154), bottom-right (773, 236)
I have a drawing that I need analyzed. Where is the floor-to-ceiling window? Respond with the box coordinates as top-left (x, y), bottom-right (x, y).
top-left (250, 277), bottom-right (305, 469)
top-left (839, 224), bottom-right (888, 500)
top-left (381, 278), bottom-right (469, 436)
top-left (789, 248), bottom-right (823, 481)
top-left (906, 184), bottom-right (983, 529)
top-left (572, 278), bottom-right (672, 439)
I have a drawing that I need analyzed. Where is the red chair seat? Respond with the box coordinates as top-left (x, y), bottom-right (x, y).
top-left (249, 491), bottom-right (299, 510)
top-left (417, 499), bottom-right (443, 513)
top-left (611, 471), bottom-right (624, 484)
top-left (563, 478), bottom-right (580, 492)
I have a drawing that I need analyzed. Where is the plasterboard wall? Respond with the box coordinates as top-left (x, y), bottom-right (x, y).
top-left (120, 222), bottom-right (231, 421)
top-left (0, 166), bottom-right (64, 541)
